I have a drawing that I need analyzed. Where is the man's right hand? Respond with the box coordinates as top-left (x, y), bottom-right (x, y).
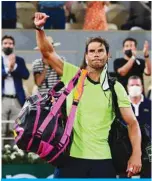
top-left (34, 12), bottom-right (49, 27)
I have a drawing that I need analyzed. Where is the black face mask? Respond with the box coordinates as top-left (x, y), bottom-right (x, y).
top-left (124, 49), bottom-right (132, 58)
top-left (3, 47), bottom-right (13, 55)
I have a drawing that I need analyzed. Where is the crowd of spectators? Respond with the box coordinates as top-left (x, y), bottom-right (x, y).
top-left (1, 34), bottom-right (151, 146)
top-left (2, 1), bottom-right (151, 30)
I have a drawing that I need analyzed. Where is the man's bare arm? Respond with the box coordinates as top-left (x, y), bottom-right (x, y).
top-left (144, 57), bottom-right (151, 75)
top-left (143, 41), bottom-right (151, 75)
top-left (34, 12), bottom-right (63, 76)
top-left (119, 107), bottom-right (142, 177)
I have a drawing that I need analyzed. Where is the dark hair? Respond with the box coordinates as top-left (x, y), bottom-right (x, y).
top-left (123, 37), bottom-right (137, 47)
top-left (2, 35), bottom-right (15, 45)
top-left (80, 37), bottom-right (110, 69)
top-left (128, 75), bottom-right (142, 83)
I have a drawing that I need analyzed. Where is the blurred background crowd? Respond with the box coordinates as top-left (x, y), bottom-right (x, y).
top-left (2, 1), bottom-right (151, 30)
top-left (1, 0), bottom-right (151, 179)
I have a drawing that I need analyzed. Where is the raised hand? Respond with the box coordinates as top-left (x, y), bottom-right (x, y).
top-left (34, 12), bottom-right (49, 27)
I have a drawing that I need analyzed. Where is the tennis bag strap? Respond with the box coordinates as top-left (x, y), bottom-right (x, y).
top-left (59, 69), bottom-right (88, 145)
top-left (37, 69), bottom-right (88, 137)
top-left (108, 77), bottom-right (121, 118)
top-left (47, 69), bottom-right (88, 163)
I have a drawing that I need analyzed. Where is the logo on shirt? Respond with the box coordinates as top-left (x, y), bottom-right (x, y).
top-left (144, 108), bottom-right (149, 112)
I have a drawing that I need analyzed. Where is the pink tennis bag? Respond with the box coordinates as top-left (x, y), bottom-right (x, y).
top-left (14, 69), bottom-right (87, 166)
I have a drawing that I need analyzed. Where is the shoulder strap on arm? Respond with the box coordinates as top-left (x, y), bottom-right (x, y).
top-left (108, 76), bottom-right (121, 118)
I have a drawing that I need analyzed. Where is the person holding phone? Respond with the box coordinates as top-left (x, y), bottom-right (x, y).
top-left (114, 37), bottom-right (151, 90)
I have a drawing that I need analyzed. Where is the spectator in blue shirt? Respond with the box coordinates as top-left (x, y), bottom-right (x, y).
top-left (38, 1), bottom-right (66, 29)
top-left (2, 1), bottom-right (17, 29)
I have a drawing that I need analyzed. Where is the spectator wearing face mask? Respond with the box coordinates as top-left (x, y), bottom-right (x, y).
top-left (114, 38), bottom-right (151, 90)
top-left (2, 35), bottom-right (29, 141)
top-left (126, 75), bottom-right (151, 178)
top-left (127, 76), bottom-right (151, 128)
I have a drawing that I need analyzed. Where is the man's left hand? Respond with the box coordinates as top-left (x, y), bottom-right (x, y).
top-left (143, 41), bottom-right (149, 57)
top-left (126, 153), bottom-right (142, 177)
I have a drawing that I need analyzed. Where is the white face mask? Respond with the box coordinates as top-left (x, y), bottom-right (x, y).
top-left (128, 86), bottom-right (142, 97)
